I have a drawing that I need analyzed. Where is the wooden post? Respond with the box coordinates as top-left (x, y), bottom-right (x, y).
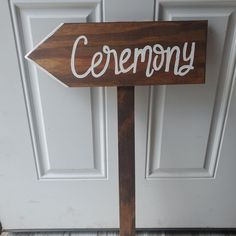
top-left (117, 86), bottom-right (135, 236)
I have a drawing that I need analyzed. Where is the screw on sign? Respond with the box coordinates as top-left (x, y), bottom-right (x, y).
top-left (26, 21), bottom-right (208, 236)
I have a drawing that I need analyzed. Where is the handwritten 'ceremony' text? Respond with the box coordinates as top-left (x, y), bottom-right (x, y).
top-left (71, 35), bottom-right (196, 79)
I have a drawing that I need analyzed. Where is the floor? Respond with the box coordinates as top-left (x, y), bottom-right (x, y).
top-left (2, 232), bottom-right (236, 236)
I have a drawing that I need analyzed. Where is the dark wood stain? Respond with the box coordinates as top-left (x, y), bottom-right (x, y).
top-left (118, 86), bottom-right (135, 236)
top-left (27, 21), bottom-right (207, 87)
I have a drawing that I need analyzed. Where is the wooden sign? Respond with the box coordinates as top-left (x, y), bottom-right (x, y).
top-left (26, 21), bottom-right (207, 87)
top-left (25, 21), bottom-right (208, 236)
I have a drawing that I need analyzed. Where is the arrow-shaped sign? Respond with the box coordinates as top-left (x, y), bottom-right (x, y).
top-left (26, 21), bottom-right (207, 87)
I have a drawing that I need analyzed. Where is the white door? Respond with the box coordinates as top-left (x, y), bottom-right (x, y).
top-left (1, 0), bottom-right (236, 231)
top-left (0, 0), bottom-right (120, 230)
top-left (134, 0), bottom-right (236, 229)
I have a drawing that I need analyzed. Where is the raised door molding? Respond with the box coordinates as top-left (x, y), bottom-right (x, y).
top-left (145, 0), bottom-right (236, 178)
top-left (9, 0), bottom-right (108, 180)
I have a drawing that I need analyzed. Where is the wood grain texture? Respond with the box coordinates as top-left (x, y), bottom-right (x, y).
top-left (118, 87), bottom-right (135, 236)
top-left (26, 21), bottom-right (207, 87)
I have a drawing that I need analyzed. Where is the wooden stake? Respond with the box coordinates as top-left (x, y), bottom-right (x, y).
top-left (117, 86), bottom-right (135, 236)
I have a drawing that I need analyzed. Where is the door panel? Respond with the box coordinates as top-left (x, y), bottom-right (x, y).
top-left (135, 1), bottom-right (236, 228)
top-left (12, 1), bottom-right (107, 180)
top-left (0, 0), bottom-right (119, 230)
top-left (143, 3), bottom-right (231, 178)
